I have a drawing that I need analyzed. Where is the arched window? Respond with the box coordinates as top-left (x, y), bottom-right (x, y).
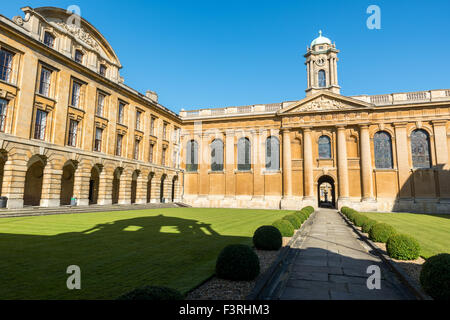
top-left (374, 131), bottom-right (393, 169)
top-left (186, 140), bottom-right (198, 172)
top-left (211, 139), bottom-right (224, 172)
top-left (318, 70), bottom-right (326, 88)
top-left (43, 32), bottom-right (55, 48)
top-left (266, 136), bottom-right (280, 170)
top-left (411, 129), bottom-right (431, 169)
top-left (238, 137), bottom-right (251, 171)
top-left (318, 136), bottom-right (331, 159)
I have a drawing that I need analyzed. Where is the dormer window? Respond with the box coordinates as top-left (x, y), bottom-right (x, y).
top-left (43, 32), bottom-right (55, 48)
top-left (74, 50), bottom-right (84, 64)
top-left (99, 64), bottom-right (107, 77)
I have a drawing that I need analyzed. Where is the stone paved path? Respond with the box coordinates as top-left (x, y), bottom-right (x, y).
top-left (279, 209), bottom-right (416, 300)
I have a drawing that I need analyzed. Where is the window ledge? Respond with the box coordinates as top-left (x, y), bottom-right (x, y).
top-left (208, 170), bottom-right (225, 174)
top-left (262, 169), bottom-right (282, 175)
top-left (235, 169), bottom-right (253, 174)
top-left (185, 171), bottom-right (199, 174)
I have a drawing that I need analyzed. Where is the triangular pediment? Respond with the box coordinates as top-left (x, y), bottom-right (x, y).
top-left (278, 91), bottom-right (374, 114)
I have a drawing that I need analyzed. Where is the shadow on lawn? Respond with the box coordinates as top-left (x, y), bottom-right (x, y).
top-left (0, 214), bottom-right (250, 300)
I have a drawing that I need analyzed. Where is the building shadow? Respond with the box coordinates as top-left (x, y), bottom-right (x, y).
top-left (0, 214), bottom-right (250, 300)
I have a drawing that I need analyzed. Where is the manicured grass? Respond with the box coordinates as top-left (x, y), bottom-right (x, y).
top-left (361, 212), bottom-right (450, 259)
top-left (0, 208), bottom-right (293, 300)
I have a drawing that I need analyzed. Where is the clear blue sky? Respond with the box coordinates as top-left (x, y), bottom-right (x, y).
top-left (2, 1), bottom-right (450, 113)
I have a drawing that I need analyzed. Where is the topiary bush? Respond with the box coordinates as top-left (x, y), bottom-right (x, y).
top-left (353, 214), bottom-right (370, 228)
top-left (341, 207), bottom-right (351, 216)
top-left (295, 211), bottom-right (308, 223)
top-left (216, 244), bottom-right (260, 281)
top-left (420, 253), bottom-right (450, 300)
top-left (272, 219), bottom-right (295, 237)
top-left (283, 214), bottom-right (302, 229)
top-left (369, 223), bottom-right (397, 243)
top-left (361, 218), bottom-right (378, 234)
top-left (253, 226), bottom-right (282, 250)
top-left (386, 234), bottom-right (420, 260)
top-left (303, 206), bottom-right (315, 216)
top-left (117, 286), bottom-right (184, 300)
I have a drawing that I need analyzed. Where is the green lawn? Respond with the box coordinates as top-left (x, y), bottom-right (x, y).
top-left (361, 212), bottom-right (450, 259)
top-left (0, 208), bottom-right (293, 300)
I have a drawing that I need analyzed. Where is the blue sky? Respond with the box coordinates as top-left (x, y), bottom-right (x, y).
top-left (2, 1), bottom-right (450, 113)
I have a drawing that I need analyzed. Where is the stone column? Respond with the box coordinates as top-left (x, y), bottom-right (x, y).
top-left (118, 171), bottom-right (132, 205)
top-left (337, 125), bottom-right (349, 201)
top-left (40, 167), bottom-right (63, 207)
top-left (329, 58), bottom-right (334, 86)
top-left (394, 122), bottom-right (412, 201)
top-left (98, 167), bottom-right (113, 205)
top-left (282, 129), bottom-right (292, 198)
top-left (3, 158), bottom-right (27, 209)
top-left (72, 164), bottom-right (91, 206)
top-left (359, 124), bottom-right (374, 201)
top-left (224, 130), bottom-right (235, 200)
top-left (151, 172), bottom-right (162, 203)
top-left (199, 133), bottom-right (210, 197)
top-left (135, 171), bottom-right (148, 204)
top-left (432, 120), bottom-right (450, 201)
top-left (303, 127), bottom-right (314, 199)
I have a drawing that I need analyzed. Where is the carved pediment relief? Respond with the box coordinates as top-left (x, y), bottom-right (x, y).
top-left (279, 92), bottom-right (374, 114)
top-left (54, 21), bottom-right (100, 50)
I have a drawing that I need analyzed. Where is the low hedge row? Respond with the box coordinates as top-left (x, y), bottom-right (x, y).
top-left (340, 207), bottom-right (420, 261)
top-left (270, 206), bottom-right (315, 239)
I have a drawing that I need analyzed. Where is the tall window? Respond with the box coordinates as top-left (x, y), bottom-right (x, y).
top-left (0, 98), bottom-right (7, 132)
top-left (238, 137), bottom-right (251, 171)
top-left (374, 131), bottom-right (393, 169)
top-left (134, 139), bottom-right (140, 160)
top-left (150, 117), bottom-right (156, 136)
top-left (136, 111), bottom-right (142, 130)
top-left (318, 70), bottom-right (326, 88)
top-left (96, 92), bottom-right (105, 117)
top-left (71, 81), bottom-right (82, 108)
top-left (186, 140), bottom-right (198, 172)
top-left (318, 135), bottom-right (331, 159)
top-left (67, 119), bottom-right (78, 147)
top-left (149, 142), bottom-right (154, 163)
top-left (411, 129), bottom-right (431, 169)
top-left (211, 139), bottom-right (224, 172)
top-left (118, 102), bottom-right (125, 124)
top-left (43, 32), bottom-right (55, 48)
top-left (161, 147), bottom-right (167, 166)
top-left (116, 134), bottom-right (123, 156)
top-left (266, 136), bottom-right (280, 170)
top-left (74, 50), bottom-right (84, 63)
top-left (163, 123), bottom-right (168, 140)
top-left (34, 109), bottom-right (47, 140)
top-left (94, 128), bottom-right (103, 152)
top-left (0, 49), bottom-right (13, 83)
top-left (39, 67), bottom-right (52, 97)
top-left (99, 64), bottom-right (107, 76)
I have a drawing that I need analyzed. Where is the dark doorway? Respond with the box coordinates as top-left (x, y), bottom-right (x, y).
top-left (147, 173), bottom-right (154, 203)
top-left (171, 176), bottom-right (177, 202)
top-left (60, 162), bottom-right (75, 205)
top-left (318, 175), bottom-right (336, 209)
top-left (89, 166), bottom-right (100, 205)
top-left (24, 157), bottom-right (45, 206)
top-left (131, 170), bottom-right (139, 204)
top-left (112, 168), bottom-right (122, 204)
top-left (160, 174), bottom-right (166, 203)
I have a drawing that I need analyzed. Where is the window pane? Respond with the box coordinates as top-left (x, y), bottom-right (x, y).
top-left (318, 136), bottom-right (331, 159)
top-left (238, 138), bottom-right (251, 171)
top-left (34, 110), bottom-right (47, 140)
top-left (0, 98), bottom-right (7, 132)
top-left (44, 32), bottom-right (54, 48)
top-left (71, 82), bottom-right (81, 107)
top-left (0, 49), bottom-right (13, 82)
top-left (266, 137), bottom-right (280, 170)
top-left (39, 68), bottom-right (51, 97)
top-left (374, 131), bottom-right (393, 169)
top-left (211, 139), bottom-right (224, 171)
top-left (411, 129), bottom-right (431, 169)
top-left (186, 140), bottom-right (198, 172)
top-left (97, 93), bottom-right (105, 116)
top-left (318, 70), bottom-right (326, 88)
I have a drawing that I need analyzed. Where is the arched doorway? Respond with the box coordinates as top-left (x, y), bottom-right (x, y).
top-left (131, 170), bottom-right (139, 204)
top-left (0, 150), bottom-right (7, 196)
top-left (89, 166), bottom-right (100, 205)
top-left (147, 172), bottom-right (154, 203)
top-left (317, 175), bottom-right (336, 209)
top-left (24, 156), bottom-right (46, 206)
top-left (171, 176), bottom-right (178, 202)
top-left (160, 174), bottom-right (166, 203)
top-left (112, 168), bottom-right (122, 204)
top-left (60, 161), bottom-right (76, 205)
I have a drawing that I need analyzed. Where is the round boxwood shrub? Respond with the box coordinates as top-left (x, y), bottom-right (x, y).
top-left (283, 214), bottom-right (302, 229)
top-left (341, 207), bottom-right (351, 216)
top-left (353, 214), bottom-right (370, 228)
top-left (369, 223), bottom-right (397, 243)
top-left (420, 253), bottom-right (450, 300)
top-left (361, 219), bottom-right (378, 234)
top-left (117, 286), bottom-right (184, 300)
top-left (253, 226), bottom-right (282, 250)
top-left (295, 211), bottom-right (308, 223)
top-left (272, 219), bottom-right (295, 237)
top-left (303, 206), bottom-right (314, 216)
top-left (386, 234), bottom-right (420, 260)
top-left (216, 244), bottom-right (260, 281)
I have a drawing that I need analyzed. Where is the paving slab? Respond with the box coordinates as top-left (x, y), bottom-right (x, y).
top-left (278, 209), bottom-right (416, 300)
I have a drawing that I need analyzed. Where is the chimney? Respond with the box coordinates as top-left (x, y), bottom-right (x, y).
top-left (146, 90), bottom-right (158, 103)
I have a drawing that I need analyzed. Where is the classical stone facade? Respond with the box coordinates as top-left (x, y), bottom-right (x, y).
top-left (179, 33), bottom-right (450, 214)
top-left (0, 7), bottom-right (182, 209)
top-left (0, 7), bottom-right (449, 213)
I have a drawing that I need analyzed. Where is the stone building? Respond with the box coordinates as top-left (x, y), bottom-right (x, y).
top-left (0, 7), bottom-right (183, 209)
top-left (0, 7), bottom-right (449, 213)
